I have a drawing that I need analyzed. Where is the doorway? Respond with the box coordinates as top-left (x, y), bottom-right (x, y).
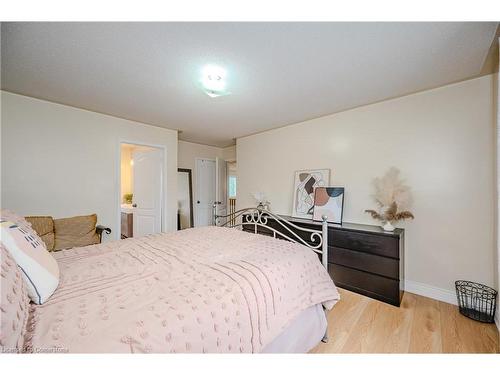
top-left (177, 168), bottom-right (194, 230)
top-left (227, 161), bottom-right (237, 224)
top-left (119, 142), bottom-right (165, 239)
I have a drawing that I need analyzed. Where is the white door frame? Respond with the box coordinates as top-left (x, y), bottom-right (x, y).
top-left (194, 157), bottom-right (215, 227)
top-left (116, 140), bottom-right (167, 240)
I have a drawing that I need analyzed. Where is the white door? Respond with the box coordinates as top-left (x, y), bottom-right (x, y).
top-left (132, 149), bottom-right (163, 237)
top-left (195, 158), bottom-right (216, 227)
top-left (215, 157), bottom-right (227, 219)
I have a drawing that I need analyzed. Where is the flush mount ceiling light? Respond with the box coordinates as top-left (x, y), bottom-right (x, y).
top-left (200, 65), bottom-right (231, 98)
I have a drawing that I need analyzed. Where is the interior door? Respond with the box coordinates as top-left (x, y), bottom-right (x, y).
top-left (215, 157), bottom-right (227, 219)
top-left (132, 148), bottom-right (162, 237)
top-left (195, 158), bottom-right (216, 227)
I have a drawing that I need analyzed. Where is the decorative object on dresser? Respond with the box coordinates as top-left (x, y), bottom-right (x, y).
top-left (252, 192), bottom-right (270, 211)
top-left (313, 187), bottom-right (345, 224)
top-left (242, 214), bottom-right (405, 306)
top-left (292, 169), bottom-right (330, 219)
top-left (364, 167), bottom-right (414, 232)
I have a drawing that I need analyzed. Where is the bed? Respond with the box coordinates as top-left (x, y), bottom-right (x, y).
top-left (1, 208), bottom-right (339, 353)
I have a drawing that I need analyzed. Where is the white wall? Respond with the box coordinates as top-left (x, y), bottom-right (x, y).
top-left (237, 75), bottom-right (496, 300)
top-left (223, 145), bottom-right (236, 161)
top-left (1, 91), bottom-right (178, 238)
top-left (177, 141), bottom-right (236, 179)
top-left (178, 140), bottom-right (223, 171)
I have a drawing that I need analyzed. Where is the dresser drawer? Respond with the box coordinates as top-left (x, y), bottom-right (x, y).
top-left (329, 263), bottom-right (401, 306)
top-left (328, 246), bottom-right (399, 280)
top-left (330, 229), bottom-right (399, 259)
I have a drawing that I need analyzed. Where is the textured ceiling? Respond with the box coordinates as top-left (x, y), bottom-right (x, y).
top-left (1, 22), bottom-right (498, 147)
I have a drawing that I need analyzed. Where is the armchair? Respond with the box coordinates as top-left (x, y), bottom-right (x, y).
top-left (25, 214), bottom-right (111, 251)
top-left (96, 224), bottom-right (112, 242)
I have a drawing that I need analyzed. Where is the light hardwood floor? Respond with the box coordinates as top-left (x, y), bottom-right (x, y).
top-left (310, 288), bottom-right (499, 353)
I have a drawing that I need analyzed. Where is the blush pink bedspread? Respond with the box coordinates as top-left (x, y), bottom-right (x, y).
top-left (23, 227), bottom-right (339, 353)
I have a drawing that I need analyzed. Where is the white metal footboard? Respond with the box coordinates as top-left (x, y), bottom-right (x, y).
top-left (214, 205), bottom-right (331, 344)
top-left (213, 205), bottom-right (329, 270)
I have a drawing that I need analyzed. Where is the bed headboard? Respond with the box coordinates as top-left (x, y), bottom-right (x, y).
top-left (213, 206), bottom-right (329, 269)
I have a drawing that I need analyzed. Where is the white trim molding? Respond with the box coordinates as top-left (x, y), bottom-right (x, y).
top-left (405, 280), bottom-right (457, 305)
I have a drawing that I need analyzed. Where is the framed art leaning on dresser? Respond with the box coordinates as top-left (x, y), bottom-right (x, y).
top-left (292, 169), bottom-right (330, 219)
top-left (313, 187), bottom-right (344, 224)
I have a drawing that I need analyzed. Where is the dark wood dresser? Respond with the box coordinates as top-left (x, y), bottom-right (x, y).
top-left (243, 215), bottom-right (405, 306)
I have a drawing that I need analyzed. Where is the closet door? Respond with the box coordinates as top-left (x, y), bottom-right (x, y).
top-left (195, 158), bottom-right (216, 226)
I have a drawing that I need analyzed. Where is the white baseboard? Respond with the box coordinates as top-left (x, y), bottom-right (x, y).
top-left (404, 280), bottom-right (457, 305)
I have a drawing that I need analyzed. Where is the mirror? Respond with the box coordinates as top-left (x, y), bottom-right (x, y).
top-left (177, 168), bottom-right (194, 229)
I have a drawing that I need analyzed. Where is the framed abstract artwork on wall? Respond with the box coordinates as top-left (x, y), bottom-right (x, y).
top-left (312, 187), bottom-right (345, 224)
top-left (292, 169), bottom-right (330, 219)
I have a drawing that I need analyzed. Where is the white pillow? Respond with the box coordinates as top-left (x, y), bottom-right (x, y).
top-left (1, 220), bottom-right (59, 304)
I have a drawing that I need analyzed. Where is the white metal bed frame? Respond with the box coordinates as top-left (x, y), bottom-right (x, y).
top-left (213, 205), bottom-right (329, 269)
top-left (213, 205), bottom-right (330, 343)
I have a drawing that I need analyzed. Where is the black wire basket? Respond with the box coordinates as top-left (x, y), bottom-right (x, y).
top-left (455, 280), bottom-right (497, 323)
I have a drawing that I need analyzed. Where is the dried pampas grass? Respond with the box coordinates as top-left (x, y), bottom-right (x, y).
top-left (372, 167), bottom-right (412, 210)
top-left (365, 168), bottom-right (414, 224)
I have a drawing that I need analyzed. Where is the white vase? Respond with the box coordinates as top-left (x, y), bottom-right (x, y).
top-left (382, 221), bottom-right (395, 232)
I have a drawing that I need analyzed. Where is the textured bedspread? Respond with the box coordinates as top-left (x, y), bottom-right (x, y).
top-left (24, 227), bottom-right (339, 353)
